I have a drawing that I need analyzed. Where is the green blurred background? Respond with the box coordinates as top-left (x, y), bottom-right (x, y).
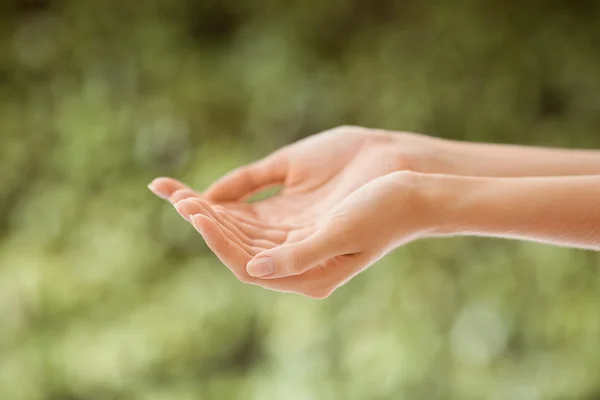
top-left (1, 0), bottom-right (600, 399)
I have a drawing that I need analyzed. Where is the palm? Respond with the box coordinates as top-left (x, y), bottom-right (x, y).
top-left (157, 127), bottom-right (409, 227)
top-left (168, 171), bottom-right (424, 298)
top-left (247, 130), bottom-right (405, 224)
top-left (148, 127), bottom-right (431, 297)
top-left (171, 195), bottom-right (358, 297)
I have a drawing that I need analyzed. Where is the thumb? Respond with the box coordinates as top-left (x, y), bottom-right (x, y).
top-left (204, 152), bottom-right (287, 202)
top-left (246, 229), bottom-right (347, 279)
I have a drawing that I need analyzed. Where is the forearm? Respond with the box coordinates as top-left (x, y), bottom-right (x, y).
top-left (400, 132), bottom-right (600, 177)
top-left (446, 139), bottom-right (600, 177)
top-left (426, 174), bottom-right (600, 250)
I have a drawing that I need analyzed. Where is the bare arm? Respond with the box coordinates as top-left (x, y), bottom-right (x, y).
top-left (429, 174), bottom-right (600, 250)
top-left (165, 171), bottom-right (600, 298)
top-left (411, 132), bottom-right (600, 177)
top-left (149, 126), bottom-right (600, 204)
top-left (149, 126), bottom-right (600, 298)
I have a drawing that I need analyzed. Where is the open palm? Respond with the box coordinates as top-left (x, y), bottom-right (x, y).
top-left (148, 127), bottom-right (436, 297)
top-left (170, 171), bottom-right (429, 298)
top-left (151, 126), bottom-right (416, 229)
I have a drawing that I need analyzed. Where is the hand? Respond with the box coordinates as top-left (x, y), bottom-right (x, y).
top-left (148, 126), bottom-right (441, 297)
top-left (148, 126), bottom-right (443, 225)
top-left (172, 171), bottom-right (434, 298)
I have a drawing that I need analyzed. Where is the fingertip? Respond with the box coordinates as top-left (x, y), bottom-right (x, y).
top-left (173, 202), bottom-right (186, 221)
top-left (174, 199), bottom-right (199, 222)
top-left (147, 179), bottom-right (170, 200)
top-left (150, 176), bottom-right (170, 184)
top-left (149, 177), bottom-right (197, 202)
top-left (150, 177), bottom-right (176, 188)
top-left (246, 256), bottom-right (275, 277)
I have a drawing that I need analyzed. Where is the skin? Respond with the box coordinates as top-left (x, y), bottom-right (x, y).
top-left (148, 126), bottom-right (600, 299)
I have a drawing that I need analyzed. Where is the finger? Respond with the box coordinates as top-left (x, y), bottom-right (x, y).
top-left (282, 225), bottom-right (317, 245)
top-left (190, 214), bottom-right (257, 283)
top-left (176, 199), bottom-right (266, 250)
top-left (250, 197), bottom-right (322, 226)
top-left (211, 205), bottom-right (288, 244)
top-left (175, 200), bottom-right (265, 254)
top-left (245, 227), bottom-right (351, 279)
top-left (148, 177), bottom-right (199, 201)
top-left (211, 203), bottom-right (317, 246)
top-left (204, 153), bottom-right (288, 202)
top-left (170, 188), bottom-right (203, 204)
top-left (218, 207), bottom-right (283, 228)
top-left (215, 206), bottom-right (316, 248)
top-left (217, 203), bottom-right (308, 231)
top-left (217, 214), bottom-right (279, 250)
top-left (204, 203), bottom-right (279, 250)
top-left (190, 214), bottom-right (323, 295)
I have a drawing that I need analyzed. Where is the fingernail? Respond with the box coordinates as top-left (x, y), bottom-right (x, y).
top-left (147, 182), bottom-right (169, 200)
top-left (246, 257), bottom-right (275, 277)
top-left (174, 201), bottom-right (192, 222)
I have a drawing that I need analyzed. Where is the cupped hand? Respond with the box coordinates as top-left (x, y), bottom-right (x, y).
top-left (170, 171), bottom-right (434, 298)
top-left (148, 126), bottom-right (440, 225)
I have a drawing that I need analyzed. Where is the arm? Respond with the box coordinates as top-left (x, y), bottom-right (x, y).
top-left (149, 126), bottom-right (600, 299)
top-left (407, 132), bottom-right (600, 177)
top-left (239, 172), bottom-right (600, 286)
top-left (231, 172), bottom-right (600, 279)
top-left (428, 174), bottom-right (600, 250)
top-left (148, 126), bottom-right (600, 204)
top-left (164, 171), bottom-right (600, 298)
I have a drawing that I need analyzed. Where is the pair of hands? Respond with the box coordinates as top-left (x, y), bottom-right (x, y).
top-left (149, 126), bottom-right (444, 298)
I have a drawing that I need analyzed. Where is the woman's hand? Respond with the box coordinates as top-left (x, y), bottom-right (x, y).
top-left (148, 126), bottom-right (444, 225)
top-left (147, 125), bottom-right (600, 298)
top-left (148, 125), bottom-right (600, 216)
top-left (171, 171), bottom-right (434, 298)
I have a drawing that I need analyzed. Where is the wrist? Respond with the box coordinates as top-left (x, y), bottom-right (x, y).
top-left (388, 130), bottom-right (463, 175)
top-left (385, 171), bottom-right (460, 239)
top-left (380, 171), bottom-right (487, 243)
top-left (413, 172), bottom-right (478, 237)
top-left (420, 174), bottom-right (522, 238)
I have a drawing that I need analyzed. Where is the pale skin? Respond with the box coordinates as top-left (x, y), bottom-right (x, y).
top-left (148, 126), bottom-right (600, 299)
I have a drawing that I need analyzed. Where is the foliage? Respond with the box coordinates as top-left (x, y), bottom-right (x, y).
top-left (1, 0), bottom-right (599, 399)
